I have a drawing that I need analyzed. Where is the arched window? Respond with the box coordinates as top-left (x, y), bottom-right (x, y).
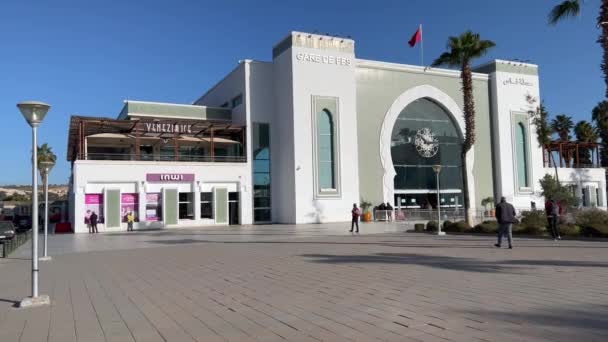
top-left (389, 98), bottom-right (464, 208)
top-left (515, 122), bottom-right (529, 188)
top-left (318, 109), bottom-right (335, 190)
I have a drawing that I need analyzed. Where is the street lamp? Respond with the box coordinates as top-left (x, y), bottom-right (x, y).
top-left (432, 165), bottom-right (446, 236)
top-left (17, 101), bottom-right (51, 308)
top-left (39, 159), bottom-right (55, 261)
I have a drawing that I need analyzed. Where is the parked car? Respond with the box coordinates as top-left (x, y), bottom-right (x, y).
top-left (0, 221), bottom-right (16, 241)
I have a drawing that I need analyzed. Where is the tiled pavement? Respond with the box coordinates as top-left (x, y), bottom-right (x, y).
top-left (1, 224), bottom-right (608, 342)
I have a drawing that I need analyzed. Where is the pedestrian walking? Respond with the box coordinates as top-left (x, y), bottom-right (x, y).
top-left (127, 211), bottom-right (134, 231)
top-left (350, 203), bottom-right (361, 233)
top-left (545, 199), bottom-right (562, 241)
top-left (494, 197), bottom-right (516, 249)
top-left (85, 211), bottom-right (92, 234)
top-left (90, 211), bottom-right (99, 234)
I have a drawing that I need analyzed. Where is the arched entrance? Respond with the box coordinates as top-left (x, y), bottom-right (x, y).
top-left (390, 98), bottom-right (463, 209)
top-left (379, 85), bottom-right (476, 209)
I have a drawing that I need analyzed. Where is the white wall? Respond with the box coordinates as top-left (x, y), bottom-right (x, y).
top-left (193, 62), bottom-right (254, 224)
top-left (194, 63), bottom-right (247, 126)
top-left (248, 61), bottom-right (292, 223)
top-left (287, 37), bottom-right (361, 223)
top-left (545, 167), bottom-right (607, 209)
top-left (489, 63), bottom-right (544, 209)
top-left (71, 160), bottom-right (252, 232)
top-left (271, 48), bottom-right (297, 223)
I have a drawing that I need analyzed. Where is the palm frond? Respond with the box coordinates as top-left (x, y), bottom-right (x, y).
top-left (431, 52), bottom-right (459, 68)
top-left (549, 0), bottom-right (581, 25)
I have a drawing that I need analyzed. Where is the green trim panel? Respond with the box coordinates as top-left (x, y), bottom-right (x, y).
top-left (214, 188), bottom-right (228, 224)
top-left (105, 189), bottom-right (121, 228)
top-left (120, 101), bottom-right (232, 121)
top-left (164, 189), bottom-right (178, 225)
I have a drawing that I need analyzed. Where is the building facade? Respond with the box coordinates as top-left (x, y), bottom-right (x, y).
top-left (66, 31), bottom-right (606, 232)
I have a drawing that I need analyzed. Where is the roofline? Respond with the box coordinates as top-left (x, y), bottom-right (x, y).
top-left (126, 112), bottom-right (231, 121)
top-left (475, 59), bottom-right (538, 70)
top-left (192, 62), bottom-right (246, 105)
top-left (355, 59), bottom-right (490, 81)
top-left (271, 31), bottom-right (355, 51)
top-left (123, 99), bottom-right (225, 110)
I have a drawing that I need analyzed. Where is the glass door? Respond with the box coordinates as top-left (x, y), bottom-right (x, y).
top-left (253, 123), bottom-right (272, 223)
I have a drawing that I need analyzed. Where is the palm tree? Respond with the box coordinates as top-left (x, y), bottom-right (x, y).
top-left (592, 100), bottom-right (608, 166)
top-left (574, 120), bottom-right (599, 165)
top-left (549, 1), bottom-right (608, 98)
top-left (551, 114), bottom-right (574, 141)
top-left (37, 144), bottom-right (57, 200)
top-left (551, 114), bottom-right (574, 165)
top-left (528, 101), bottom-right (560, 180)
top-left (37, 143), bottom-right (57, 166)
top-left (432, 31), bottom-right (495, 225)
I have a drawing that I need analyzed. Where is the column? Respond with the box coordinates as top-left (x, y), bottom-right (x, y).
top-left (73, 188), bottom-right (85, 233)
top-left (194, 181), bottom-right (201, 223)
top-left (138, 181), bottom-right (147, 228)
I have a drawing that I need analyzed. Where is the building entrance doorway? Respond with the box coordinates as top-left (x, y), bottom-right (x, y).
top-left (229, 192), bottom-right (239, 225)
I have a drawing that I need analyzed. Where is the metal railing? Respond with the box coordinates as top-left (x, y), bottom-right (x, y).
top-left (82, 153), bottom-right (247, 163)
top-left (390, 208), bottom-right (470, 222)
top-left (1, 230), bottom-right (31, 258)
top-left (389, 207), bottom-right (555, 223)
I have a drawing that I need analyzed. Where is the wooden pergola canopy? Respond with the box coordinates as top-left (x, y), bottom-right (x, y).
top-left (543, 141), bottom-right (601, 168)
top-left (67, 115), bottom-right (245, 161)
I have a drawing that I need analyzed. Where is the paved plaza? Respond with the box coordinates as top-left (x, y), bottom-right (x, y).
top-left (1, 223), bottom-right (607, 342)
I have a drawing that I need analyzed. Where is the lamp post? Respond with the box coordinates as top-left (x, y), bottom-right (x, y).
top-left (39, 159), bottom-right (55, 261)
top-left (17, 101), bottom-right (50, 308)
top-left (432, 165), bottom-right (446, 236)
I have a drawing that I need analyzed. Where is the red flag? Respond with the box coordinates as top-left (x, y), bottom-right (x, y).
top-left (408, 25), bottom-right (422, 47)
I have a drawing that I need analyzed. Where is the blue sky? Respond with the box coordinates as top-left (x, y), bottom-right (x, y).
top-left (0, 0), bottom-right (603, 185)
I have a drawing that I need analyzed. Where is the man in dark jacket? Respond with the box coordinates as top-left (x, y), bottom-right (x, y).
top-left (494, 197), bottom-right (516, 249)
top-left (545, 199), bottom-right (562, 241)
top-left (350, 204), bottom-right (361, 233)
top-left (90, 211), bottom-right (99, 234)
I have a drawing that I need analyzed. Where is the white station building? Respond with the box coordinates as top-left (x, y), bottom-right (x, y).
top-left (66, 31), bottom-right (607, 232)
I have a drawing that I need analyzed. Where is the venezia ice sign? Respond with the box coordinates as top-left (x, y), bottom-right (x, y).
top-left (295, 52), bottom-right (352, 66)
top-left (144, 122), bottom-right (193, 134)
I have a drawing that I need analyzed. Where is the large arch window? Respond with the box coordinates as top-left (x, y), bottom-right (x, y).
top-left (317, 109), bottom-right (335, 190)
top-left (390, 98), bottom-right (464, 208)
top-left (515, 122), bottom-right (530, 189)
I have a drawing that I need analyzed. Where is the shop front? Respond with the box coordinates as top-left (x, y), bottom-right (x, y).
top-left (75, 172), bottom-right (245, 232)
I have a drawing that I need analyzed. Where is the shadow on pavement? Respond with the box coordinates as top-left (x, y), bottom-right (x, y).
top-left (300, 253), bottom-right (521, 273)
top-left (299, 252), bottom-right (608, 273)
top-left (462, 306), bottom-right (608, 337)
top-left (143, 239), bottom-right (608, 250)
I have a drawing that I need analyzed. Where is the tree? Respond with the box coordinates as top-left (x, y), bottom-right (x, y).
top-left (527, 96), bottom-right (560, 181)
top-left (36, 143), bottom-right (57, 206)
top-left (551, 114), bottom-right (574, 141)
top-left (592, 100), bottom-right (608, 167)
top-left (549, 1), bottom-right (608, 98)
top-left (574, 120), bottom-right (599, 165)
top-left (539, 174), bottom-right (578, 208)
top-left (432, 30), bottom-right (496, 225)
top-left (551, 114), bottom-right (574, 165)
top-left (37, 143), bottom-right (57, 166)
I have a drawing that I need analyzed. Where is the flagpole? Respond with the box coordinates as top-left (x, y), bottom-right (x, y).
top-left (420, 24), bottom-right (424, 67)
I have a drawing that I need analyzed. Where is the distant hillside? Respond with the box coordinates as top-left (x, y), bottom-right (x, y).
top-left (0, 185), bottom-right (68, 201)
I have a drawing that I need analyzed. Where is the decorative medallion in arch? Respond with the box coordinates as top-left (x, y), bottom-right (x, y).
top-left (379, 85), bottom-right (476, 208)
